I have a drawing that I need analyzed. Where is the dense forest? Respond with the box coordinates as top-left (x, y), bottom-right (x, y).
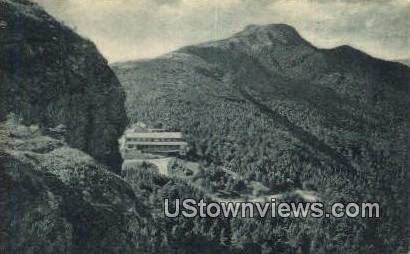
top-left (113, 24), bottom-right (409, 253)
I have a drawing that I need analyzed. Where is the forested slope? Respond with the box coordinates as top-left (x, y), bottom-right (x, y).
top-left (113, 24), bottom-right (410, 253)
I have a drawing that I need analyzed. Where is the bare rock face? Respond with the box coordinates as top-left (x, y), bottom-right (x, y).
top-left (0, 0), bottom-right (127, 171)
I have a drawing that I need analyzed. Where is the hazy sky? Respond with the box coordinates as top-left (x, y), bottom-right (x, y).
top-left (33, 0), bottom-right (409, 63)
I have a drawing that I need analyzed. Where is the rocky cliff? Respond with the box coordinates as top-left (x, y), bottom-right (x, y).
top-left (0, 0), bottom-right (127, 171)
top-left (0, 1), bottom-right (148, 253)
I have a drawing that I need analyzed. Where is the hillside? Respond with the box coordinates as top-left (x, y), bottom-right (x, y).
top-left (0, 118), bottom-right (151, 253)
top-left (0, 0), bottom-right (127, 170)
top-left (113, 24), bottom-right (410, 253)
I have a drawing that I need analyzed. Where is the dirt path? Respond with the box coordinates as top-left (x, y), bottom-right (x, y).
top-left (211, 189), bottom-right (319, 204)
top-left (123, 157), bottom-right (320, 203)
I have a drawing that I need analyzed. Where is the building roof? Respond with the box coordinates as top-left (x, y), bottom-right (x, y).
top-left (126, 141), bottom-right (188, 146)
top-left (125, 132), bottom-right (183, 139)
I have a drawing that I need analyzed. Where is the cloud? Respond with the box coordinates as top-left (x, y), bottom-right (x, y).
top-left (34, 0), bottom-right (410, 62)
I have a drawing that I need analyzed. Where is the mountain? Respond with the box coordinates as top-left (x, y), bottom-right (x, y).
top-left (1, 0), bottom-right (408, 251)
top-left (113, 24), bottom-right (410, 253)
top-left (0, 0), bottom-right (127, 171)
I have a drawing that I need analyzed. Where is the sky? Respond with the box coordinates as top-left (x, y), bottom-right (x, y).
top-left (33, 0), bottom-right (410, 63)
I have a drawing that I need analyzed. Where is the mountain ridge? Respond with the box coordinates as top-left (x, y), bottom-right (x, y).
top-left (114, 23), bottom-right (409, 75)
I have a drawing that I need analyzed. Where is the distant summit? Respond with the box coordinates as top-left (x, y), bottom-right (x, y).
top-left (235, 23), bottom-right (308, 45)
top-left (172, 24), bottom-right (409, 88)
top-left (181, 23), bottom-right (314, 51)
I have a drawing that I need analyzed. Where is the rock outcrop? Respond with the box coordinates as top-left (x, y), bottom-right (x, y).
top-left (0, 118), bottom-right (149, 253)
top-left (0, 0), bottom-right (127, 171)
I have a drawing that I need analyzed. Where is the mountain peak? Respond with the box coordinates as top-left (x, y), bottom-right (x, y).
top-left (234, 23), bottom-right (306, 46)
top-left (243, 23), bottom-right (298, 34)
